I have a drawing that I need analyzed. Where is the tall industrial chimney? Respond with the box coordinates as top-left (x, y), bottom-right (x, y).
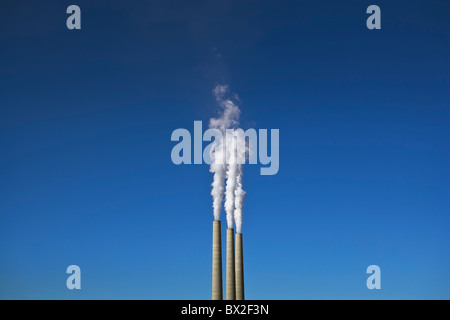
top-left (235, 232), bottom-right (244, 300)
top-left (212, 220), bottom-right (223, 300)
top-left (226, 228), bottom-right (236, 300)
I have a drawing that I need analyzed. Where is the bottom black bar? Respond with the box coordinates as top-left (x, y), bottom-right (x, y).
top-left (0, 300), bottom-right (440, 318)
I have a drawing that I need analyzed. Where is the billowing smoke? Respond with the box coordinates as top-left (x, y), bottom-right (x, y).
top-left (209, 85), bottom-right (245, 232)
top-left (209, 85), bottom-right (239, 221)
top-left (210, 157), bottom-right (226, 221)
top-left (234, 165), bottom-right (245, 233)
top-left (224, 133), bottom-right (237, 228)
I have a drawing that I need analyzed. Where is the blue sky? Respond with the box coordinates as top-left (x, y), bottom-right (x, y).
top-left (0, 0), bottom-right (449, 299)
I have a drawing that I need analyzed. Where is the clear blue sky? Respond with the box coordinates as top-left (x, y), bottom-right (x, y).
top-left (0, 0), bottom-right (449, 299)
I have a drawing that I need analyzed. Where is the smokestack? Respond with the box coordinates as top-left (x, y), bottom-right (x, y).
top-left (235, 232), bottom-right (244, 300)
top-left (226, 228), bottom-right (236, 300)
top-left (212, 220), bottom-right (223, 300)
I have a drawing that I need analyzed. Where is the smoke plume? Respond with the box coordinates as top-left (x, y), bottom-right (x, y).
top-left (224, 133), bottom-right (237, 228)
top-left (234, 164), bottom-right (245, 233)
top-left (209, 85), bottom-right (245, 232)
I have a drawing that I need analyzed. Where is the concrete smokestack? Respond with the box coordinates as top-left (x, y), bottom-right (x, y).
top-left (212, 220), bottom-right (223, 300)
top-left (226, 228), bottom-right (236, 300)
top-left (235, 232), bottom-right (244, 300)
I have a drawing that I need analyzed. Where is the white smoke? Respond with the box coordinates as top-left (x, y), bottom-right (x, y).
top-left (209, 85), bottom-right (246, 232)
top-left (209, 85), bottom-right (240, 131)
top-left (210, 157), bottom-right (226, 220)
top-left (234, 164), bottom-right (245, 233)
top-left (224, 133), bottom-right (237, 228)
top-left (209, 85), bottom-right (238, 221)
